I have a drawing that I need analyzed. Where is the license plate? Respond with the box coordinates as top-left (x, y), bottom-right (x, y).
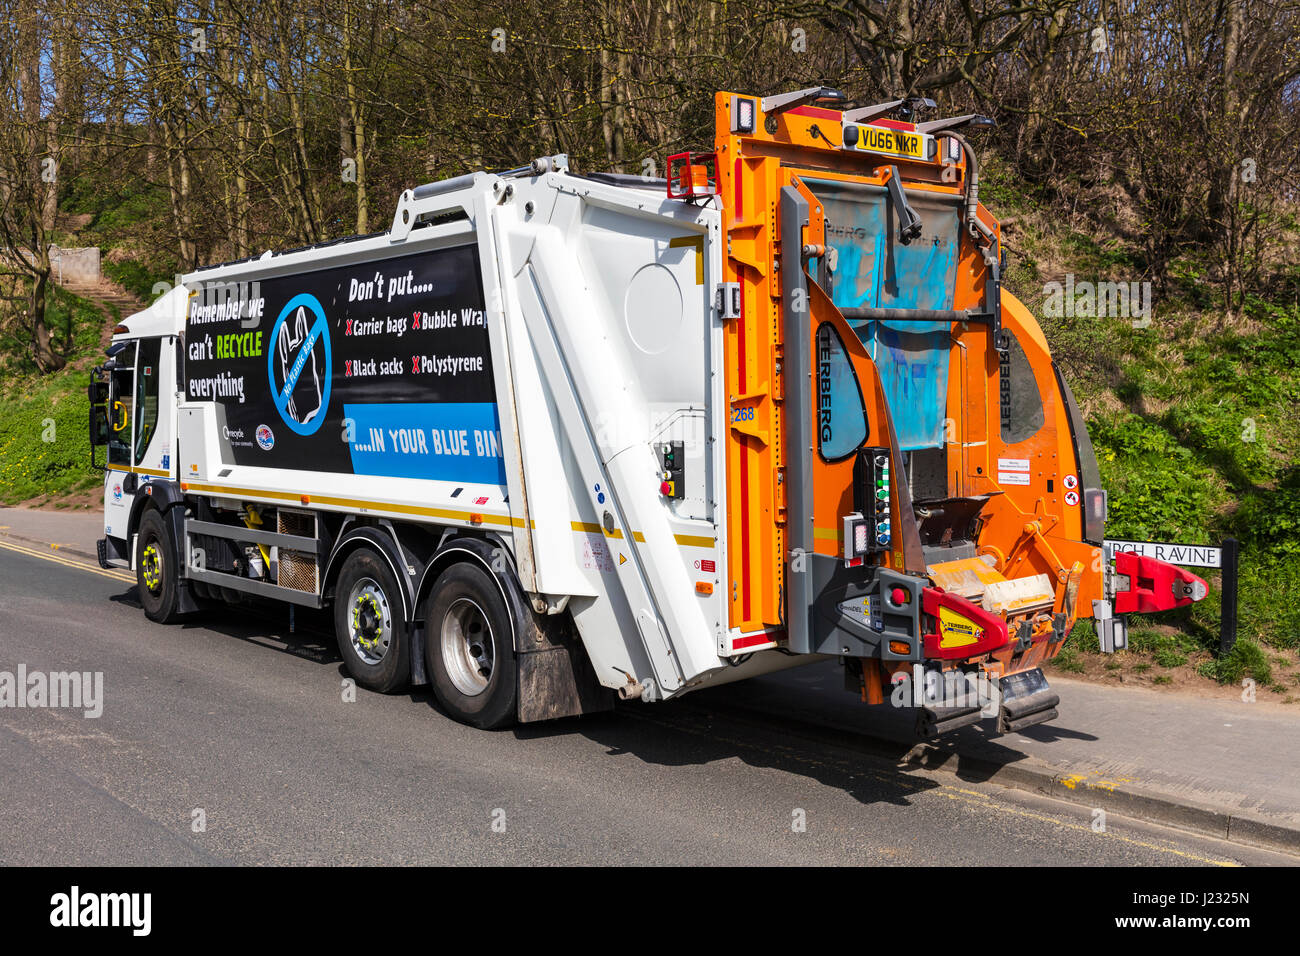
top-left (852, 125), bottom-right (931, 160)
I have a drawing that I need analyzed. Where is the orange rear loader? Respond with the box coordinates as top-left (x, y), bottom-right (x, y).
top-left (703, 87), bottom-right (1207, 735)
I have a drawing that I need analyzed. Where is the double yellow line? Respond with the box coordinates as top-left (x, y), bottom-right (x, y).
top-left (0, 537), bottom-right (134, 584)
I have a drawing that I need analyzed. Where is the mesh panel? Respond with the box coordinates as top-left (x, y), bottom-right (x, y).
top-left (278, 550), bottom-right (318, 592)
top-left (276, 510), bottom-right (317, 592)
top-left (277, 509), bottom-right (314, 537)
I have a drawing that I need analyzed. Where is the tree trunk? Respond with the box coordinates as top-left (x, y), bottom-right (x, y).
top-left (31, 267), bottom-right (64, 372)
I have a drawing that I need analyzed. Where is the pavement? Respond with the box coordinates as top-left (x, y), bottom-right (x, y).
top-left (694, 664), bottom-right (1300, 852)
top-left (2, 503), bottom-right (1298, 861)
top-left (0, 506), bottom-right (103, 561)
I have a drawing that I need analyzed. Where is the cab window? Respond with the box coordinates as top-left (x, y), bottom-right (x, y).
top-left (107, 341), bottom-right (136, 468)
top-left (134, 338), bottom-right (162, 462)
top-left (816, 323), bottom-right (868, 461)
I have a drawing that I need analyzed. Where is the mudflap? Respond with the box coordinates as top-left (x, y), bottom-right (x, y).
top-left (997, 668), bottom-right (1059, 734)
top-left (906, 664), bottom-right (999, 738)
top-left (516, 608), bottom-right (615, 723)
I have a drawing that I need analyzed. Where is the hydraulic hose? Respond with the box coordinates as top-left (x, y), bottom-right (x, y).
top-left (934, 130), bottom-right (982, 240)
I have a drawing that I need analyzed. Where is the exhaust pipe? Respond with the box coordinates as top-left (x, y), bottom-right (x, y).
top-left (615, 670), bottom-right (646, 700)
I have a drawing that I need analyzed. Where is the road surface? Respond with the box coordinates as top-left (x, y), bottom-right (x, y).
top-left (0, 541), bottom-right (1291, 866)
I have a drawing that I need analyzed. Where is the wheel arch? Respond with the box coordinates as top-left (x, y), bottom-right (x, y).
top-left (127, 479), bottom-right (185, 547)
top-left (130, 482), bottom-right (201, 617)
top-left (416, 534), bottom-right (525, 652)
top-left (322, 524), bottom-right (417, 622)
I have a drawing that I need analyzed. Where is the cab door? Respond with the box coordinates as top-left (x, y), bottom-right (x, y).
top-left (102, 341), bottom-right (136, 541)
top-left (101, 336), bottom-right (174, 545)
top-left (129, 336), bottom-right (174, 483)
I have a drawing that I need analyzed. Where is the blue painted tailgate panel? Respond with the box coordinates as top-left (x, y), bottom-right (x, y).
top-left (808, 179), bottom-right (960, 451)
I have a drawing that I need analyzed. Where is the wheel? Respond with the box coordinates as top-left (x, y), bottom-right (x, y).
top-left (424, 562), bottom-right (517, 729)
top-left (136, 508), bottom-right (182, 623)
top-left (333, 548), bottom-right (410, 693)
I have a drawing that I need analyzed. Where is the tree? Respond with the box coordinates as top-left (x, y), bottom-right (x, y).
top-left (0, 2), bottom-right (65, 372)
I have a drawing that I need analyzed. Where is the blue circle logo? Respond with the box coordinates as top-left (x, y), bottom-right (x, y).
top-left (267, 294), bottom-right (331, 436)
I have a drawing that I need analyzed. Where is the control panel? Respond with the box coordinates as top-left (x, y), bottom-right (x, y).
top-left (853, 446), bottom-right (893, 551)
top-left (657, 440), bottom-right (684, 500)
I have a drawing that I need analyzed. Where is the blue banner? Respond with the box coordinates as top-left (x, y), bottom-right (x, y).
top-left (345, 402), bottom-right (507, 484)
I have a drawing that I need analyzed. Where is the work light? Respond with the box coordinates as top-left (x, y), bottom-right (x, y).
top-left (731, 96), bottom-right (756, 134)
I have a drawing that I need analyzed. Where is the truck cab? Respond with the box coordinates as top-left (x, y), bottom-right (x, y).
top-left (90, 304), bottom-right (180, 573)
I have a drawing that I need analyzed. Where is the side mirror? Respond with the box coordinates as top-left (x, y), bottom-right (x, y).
top-left (89, 371), bottom-right (110, 470)
top-left (89, 404), bottom-right (110, 445)
top-left (89, 403), bottom-right (109, 473)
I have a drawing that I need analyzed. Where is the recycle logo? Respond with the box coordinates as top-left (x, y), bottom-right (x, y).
top-left (268, 293), bottom-right (331, 436)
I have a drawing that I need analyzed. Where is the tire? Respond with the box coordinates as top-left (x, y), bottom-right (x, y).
top-left (424, 562), bottom-right (518, 729)
top-left (333, 548), bottom-right (411, 693)
top-left (136, 508), bottom-right (182, 623)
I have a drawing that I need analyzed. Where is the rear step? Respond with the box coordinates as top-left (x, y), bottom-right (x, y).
top-left (916, 704), bottom-right (984, 738)
top-left (997, 668), bottom-right (1060, 734)
top-left (913, 667), bottom-right (1060, 738)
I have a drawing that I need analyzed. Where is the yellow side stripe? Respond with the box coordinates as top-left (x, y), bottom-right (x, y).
top-left (108, 466), bottom-right (171, 478)
top-left (177, 484), bottom-right (714, 550)
top-left (570, 521), bottom-right (714, 549)
top-left (182, 482), bottom-right (527, 528)
top-left (569, 521), bottom-right (646, 542)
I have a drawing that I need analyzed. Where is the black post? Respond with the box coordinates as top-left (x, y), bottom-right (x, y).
top-left (1219, 537), bottom-right (1239, 655)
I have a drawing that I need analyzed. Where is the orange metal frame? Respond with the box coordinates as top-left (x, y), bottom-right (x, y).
top-left (713, 91), bottom-right (1102, 671)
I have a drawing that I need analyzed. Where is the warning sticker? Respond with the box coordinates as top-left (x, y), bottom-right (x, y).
top-left (998, 457), bottom-right (1031, 472)
top-left (997, 471), bottom-right (1032, 486)
top-left (580, 533), bottom-right (614, 573)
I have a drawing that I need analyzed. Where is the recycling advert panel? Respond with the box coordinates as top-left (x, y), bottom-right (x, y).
top-left (184, 244), bottom-right (506, 485)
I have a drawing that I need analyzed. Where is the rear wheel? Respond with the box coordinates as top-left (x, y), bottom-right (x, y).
top-left (136, 508), bottom-right (181, 623)
top-left (333, 548), bottom-right (410, 693)
top-left (424, 562), bottom-right (517, 729)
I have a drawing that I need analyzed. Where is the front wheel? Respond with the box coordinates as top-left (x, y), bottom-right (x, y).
top-left (137, 508), bottom-right (181, 623)
top-left (424, 562), bottom-right (517, 729)
top-left (333, 548), bottom-right (410, 693)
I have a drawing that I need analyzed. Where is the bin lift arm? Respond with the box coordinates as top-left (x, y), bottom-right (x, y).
top-left (1110, 551), bottom-right (1209, 614)
top-left (884, 166), bottom-right (923, 245)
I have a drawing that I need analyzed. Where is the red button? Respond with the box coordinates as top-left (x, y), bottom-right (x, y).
top-left (660, 481), bottom-right (673, 496)
top-left (891, 587), bottom-right (908, 605)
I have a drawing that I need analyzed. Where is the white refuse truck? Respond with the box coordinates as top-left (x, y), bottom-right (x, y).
top-left (90, 88), bottom-right (1205, 733)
